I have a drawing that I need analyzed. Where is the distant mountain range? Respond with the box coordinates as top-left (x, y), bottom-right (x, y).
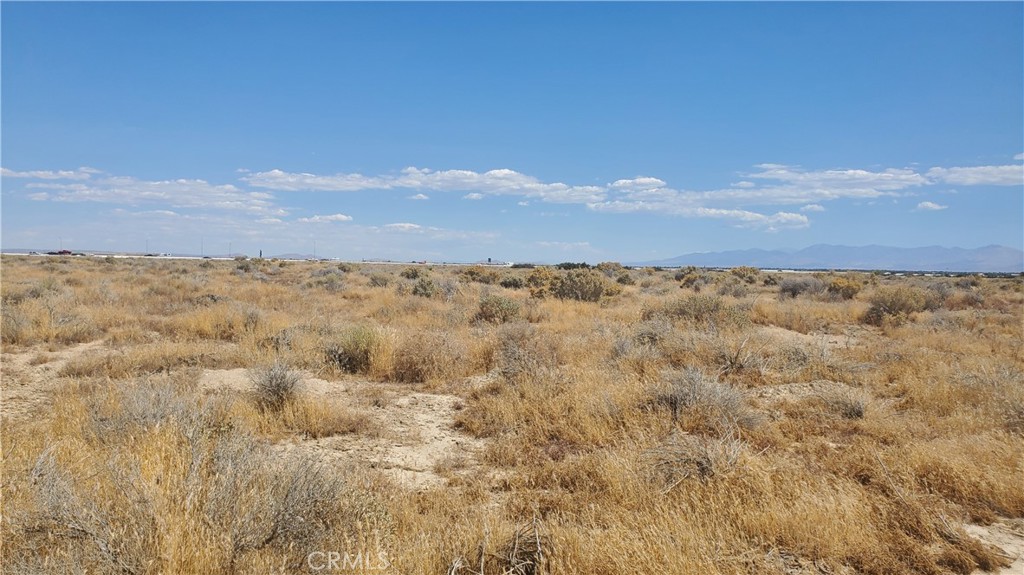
top-left (630, 244), bottom-right (1024, 273)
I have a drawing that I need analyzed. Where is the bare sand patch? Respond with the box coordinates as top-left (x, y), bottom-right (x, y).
top-left (199, 368), bottom-right (485, 490)
top-left (755, 325), bottom-right (861, 350)
top-left (1, 341), bottom-right (105, 420)
top-left (968, 518), bottom-right (1024, 575)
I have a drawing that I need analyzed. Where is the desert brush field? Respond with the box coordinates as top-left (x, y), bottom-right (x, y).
top-left (1, 254), bottom-right (1022, 574)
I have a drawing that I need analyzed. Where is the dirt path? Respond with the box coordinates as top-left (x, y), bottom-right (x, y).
top-left (199, 368), bottom-right (485, 490)
top-left (1, 341), bottom-right (105, 421)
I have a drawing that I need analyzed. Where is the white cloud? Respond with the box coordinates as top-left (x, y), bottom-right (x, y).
top-left (749, 164), bottom-right (928, 190)
top-left (800, 204), bottom-right (825, 212)
top-left (926, 165), bottom-right (1023, 186)
top-left (587, 199), bottom-right (809, 231)
top-left (246, 166), bottom-right (608, 204)
top-left (28, 192), bottom-right (50, 201)
top-left (517, 201), bottom-right (530, 206)
top-left (915, 201), bottom-right (948, 211)
top-left (383, 223), bottom-right (422, 231)
top-left (408, 193), bottom-right (429, 200)
top-left (463, 193), bottom-right (484, 200)
top-left (243, 169), bottom-right (388, 191)
top-left (1015, 153), bottom-right (1023, 161)
top-left (1, 166), bottom-right (99, 180)
top-left (257, 218), bottom-right (283, 224)
top-left (610, 177), bottom-right (666, 190)
top-left (297, 213), bottom-right (353, 223)
top-left (22, 173), bottom-right (286, 216)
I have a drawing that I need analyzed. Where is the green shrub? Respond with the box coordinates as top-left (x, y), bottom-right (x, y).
top-left (526, 267), bottom-right (558, 299)
top-left (862, 286), bottom-right (929, 326)
top-left (411, 277), bottom-right (437, 298)
top-left (368, 273), bottom-right (390, 288)
top-left (555, 262), bottom-right (590, 270)
top-left (461, 266), bottom-right (500, 284)
top-left (500, 275), bottom-right (525, 289)
top-left (827, 276), bottom-right (862, 300)
top-left (325, 325), bottom-right (382, 374)
top-left (554, 269), bottom-right (608, 302)
top-left (476, 295), bottom-right (521, 324)
top-left (596, 261), bottom-right (625, 276)
top-left (400, 267), bottom-right (422, 280)
top-left (730, 266), bottom-right (760, 284)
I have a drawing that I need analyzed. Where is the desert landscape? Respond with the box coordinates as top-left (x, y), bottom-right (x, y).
top-left (1, 254), bottom-right (1022, 574)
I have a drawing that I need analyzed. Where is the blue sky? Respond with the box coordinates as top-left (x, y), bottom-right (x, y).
top-left (2, 2), bottom-right (1022, 263)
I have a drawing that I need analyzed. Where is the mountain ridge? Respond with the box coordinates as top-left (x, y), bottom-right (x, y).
top-left (630, 244), bottom-right (1024, 273)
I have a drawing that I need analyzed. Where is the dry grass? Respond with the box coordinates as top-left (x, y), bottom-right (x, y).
top-left (2, 256), bottom-right (1022, 574)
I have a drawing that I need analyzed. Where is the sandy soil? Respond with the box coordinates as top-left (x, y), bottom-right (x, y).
top-left (0, 341), bottom-right (104, 421)
top-left (755, 325), bottom-right (862, 350)
top-left (199, 367), bottom-right (485, 489)
top-left (968, 518), bottom-right (1024, 575)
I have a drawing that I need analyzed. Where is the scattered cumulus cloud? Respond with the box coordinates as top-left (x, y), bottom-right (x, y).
top-left (297, 213), bottom-right (353, 223)
top-left (247, 166), bottom-right (608, 204)
top-left (242, 169), bottom-right (388, 192)
top-left (383, 223), bottom-right (422, 231)
top-left (1, 166), bottom-right (99, 180)
top-left (4, 155), bottom-right (1019, 241)
top-left (610, 177), bottom-right (666, 190)
top-left (926, 165), bottom-right (1023, 186)
top-left (15, 170), bottom-right (286, 217)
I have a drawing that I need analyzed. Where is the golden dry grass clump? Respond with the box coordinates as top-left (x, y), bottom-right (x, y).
top-left (2, 255), bottom-right (1022, 574)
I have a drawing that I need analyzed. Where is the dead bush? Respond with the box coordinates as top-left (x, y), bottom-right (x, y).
top-left (651, 368), bottom-right (760, 433)
top-left (250, 361), bottom-right (300, 411)
top-left (779, 276), bottom-right (826, 298)
top-left (820, 387), bottom-right (870, 419)
top-left (391, 330), bottom-right (468, 384)
top-left (642, 429), bottom-right (745, 488)
top-left (10, 380), bottom-right (390, 573)
top-left (495, 323), bottom-right (560, 384)
top-left (641, 294), bottom-right (749, 329)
